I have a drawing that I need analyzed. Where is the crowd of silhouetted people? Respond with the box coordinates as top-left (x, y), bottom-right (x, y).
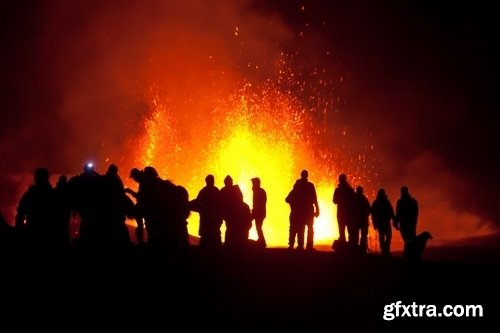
top-left (0, 162), bottom-right (425, 260)
top-left (332, 173), bottom-right (421, 258)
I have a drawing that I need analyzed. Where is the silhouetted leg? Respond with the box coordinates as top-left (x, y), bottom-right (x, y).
top-left (359, 223), bottom-right (368, 253)
top-left (403, 241), bottom-right (410, 258)
top-left (338, 218), bottom-right (346, 242)
top-left (378, 230), bottom-right (385, 254)
top-left (379, 228), bottom-right (391, 256)
top-left (386, 227), bottom-right (392, 255)
top-left (306, 217), bottom-right (314, 250)
top-left (297, 222), bottom-right (305, 249)
top-left (288, 216), bottom-right (296, 249)
top-left (401, 226), bottom-right (416, 258)
top-left (347, 224), bottom-right (359, 246)
top-left (255, 218), bottom-right (266, 248)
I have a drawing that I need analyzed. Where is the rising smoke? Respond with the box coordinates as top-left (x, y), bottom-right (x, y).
top-left (1, 0), bottom-right (497, 241)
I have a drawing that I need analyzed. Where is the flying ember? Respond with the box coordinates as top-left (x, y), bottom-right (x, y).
top-left (128, 73), bottom-right (370, 247)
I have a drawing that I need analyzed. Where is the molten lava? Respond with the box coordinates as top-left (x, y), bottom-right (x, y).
top-left (130, 81), bottom-right (347, 247)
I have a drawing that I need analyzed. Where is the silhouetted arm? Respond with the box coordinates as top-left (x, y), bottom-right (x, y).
top-left (124, 188), bottom-right (137, 198)
top-left (313, 185), bottom-right (320, 217)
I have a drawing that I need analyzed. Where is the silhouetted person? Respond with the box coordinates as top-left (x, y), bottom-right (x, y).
top-left (190, 175), bottom-right (223, 250)
top-left (15, 167), bottom-right (55, 250)
top-left (219, 175), bottom-right (250, 249)
top-left (287, 170), bottom-right (319, 250)
top-left (235, 196), bottom-right (253, 249)
top-left (105, 163), bottom-right (124, 191)
top-left (371, 189), bottom-right (395, 256)
top-left (67, 162), bottom-right (102, 249)
top-left (169, 183), bottom-right (191, 251)
top-left (333, 173), bottom-right (355, 244)
top-left (103, 163), bottom-right (132, 249)
top-left (137, 166), bottom-right (190, 253)
top-left (394, 186), bottom-right (419, 258)
top-left (353, 186), bottom-right (371, 253)
top-left (251, 177), bottom-right (267, 248)
top-left (286, 182), bottom-right (304, 250)
top-left (134, 166), bottom-right (164, 250)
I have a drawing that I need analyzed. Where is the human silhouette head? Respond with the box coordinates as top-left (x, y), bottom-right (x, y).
top-left (339, 173), bottom-right (347, 183)
top-left (301, 170), bottom-right (308, 179)
top-left (377, 188), bottom-right (386, 198)
top-left (107, 163), bottom-right (118, 176)
top-left (34, 167), bottom-right (49, 185)
top-left (56, 175), bottom-right (67, 187)
top-left (144, 166), bottom-right (158, 178)
top-left (356, 186), bottom-right (363, 194)
top-left (401, 186), bottom-right (409, 196)
top-left (224, 175), bottom-right (233, 187)
top-left (205, 174), bottom-right (215, 186)
top-left (129, 168), bottom-right (141, 180)
top-left (251, 177), bottom-right (261, 187)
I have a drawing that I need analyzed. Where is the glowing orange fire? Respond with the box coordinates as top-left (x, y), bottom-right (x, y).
top-left (128, 80), bottom-right (350, 248)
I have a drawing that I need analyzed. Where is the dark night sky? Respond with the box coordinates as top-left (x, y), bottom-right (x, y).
top-left (267, 0), bottom-right (500, 231)
top-left (1, 0), bottom-right (499, 235)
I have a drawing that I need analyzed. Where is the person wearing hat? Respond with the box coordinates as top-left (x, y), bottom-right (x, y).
top-left (251, 177), bottom-right (267, 248)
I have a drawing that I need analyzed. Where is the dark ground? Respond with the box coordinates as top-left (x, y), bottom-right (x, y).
top-left (2, 240), bottom-right (498, 332)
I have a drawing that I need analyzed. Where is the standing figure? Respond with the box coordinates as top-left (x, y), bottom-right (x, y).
top-left (190, 174), bottom-right (223, 250)
top-left (15, 167), bottom-right (55, 250)
top-left (219, 175), bottom-right (250, 249)
top-left (289, 170), bottom-right (319, 250)
top-left (251, 177), bottom-right (267, 248)
top-left (103, 163), bottom-right (132, 248)
top-left (353, 186), bottom-right (371, 253)
top-left (67, 162), bottom-right (102, 248)
top-left (286, 182), bottom-right (303, 250)
top-left (394, 186), bottom-right (419, 258)
top-left (371, 188), bottom-right (395, 256)
top-left (332, 174), bottom-right (355, 244)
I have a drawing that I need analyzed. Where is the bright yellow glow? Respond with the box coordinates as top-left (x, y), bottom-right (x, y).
top-left (186, 123), bottom-right (339, 246)
top-left (209, 122), bottom-right (292, 245)
top-left (133, 87), bottom-right (346, 247)
top-left (315, 183), bottom-right (339, 242)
